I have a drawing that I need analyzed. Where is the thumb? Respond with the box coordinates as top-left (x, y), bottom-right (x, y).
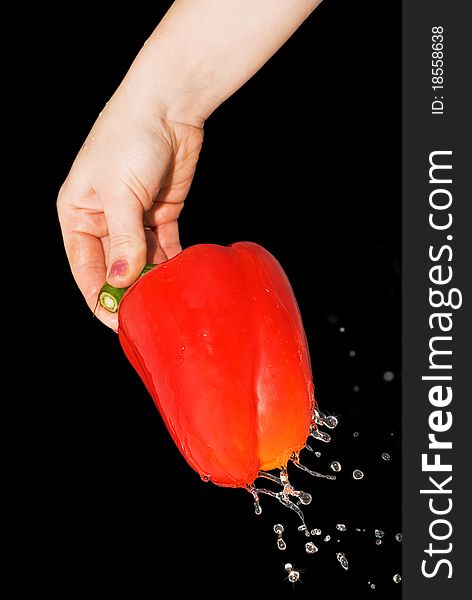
top-left (105, 194), bottom-right (147, 288)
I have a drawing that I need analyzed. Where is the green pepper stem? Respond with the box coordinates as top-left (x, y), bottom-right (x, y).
top-left (98, 264), bottom-right (155, 313)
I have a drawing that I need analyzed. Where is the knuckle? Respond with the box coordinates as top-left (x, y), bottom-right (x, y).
top-left (108, 233), bottom-right (143, 253)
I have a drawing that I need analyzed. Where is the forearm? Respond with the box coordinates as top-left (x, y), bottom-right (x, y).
top-left (114, 0), bottom-right (322, 126)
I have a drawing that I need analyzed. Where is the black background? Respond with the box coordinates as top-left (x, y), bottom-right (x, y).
top-left (31, 1), bottom-right (401, 597)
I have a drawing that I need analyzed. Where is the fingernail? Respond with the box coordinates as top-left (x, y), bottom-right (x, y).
top-left (109, 259), bottom-right (128, 279)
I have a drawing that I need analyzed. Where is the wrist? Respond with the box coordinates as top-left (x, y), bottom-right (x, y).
top-left (115, 36), bottom-right (219, 130)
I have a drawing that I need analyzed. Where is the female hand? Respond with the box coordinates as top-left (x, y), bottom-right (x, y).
top-left (57, 91), bottom-right (203, 330)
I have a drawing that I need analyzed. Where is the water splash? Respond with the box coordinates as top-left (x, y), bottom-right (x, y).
top-left (312, 409), bottom-right (339, 431)
top-left (291, 453), bottom-right (336, 481)
top-left (251, 468), bottom-right (314, 526)
top-left (310, 426), bottom-right (332, 443)
top-left (252, 483), bottom-right (308, 529)
top-left (247, 484), bottom-right (262, 515)
top-left (257, 471), bottom-right (282, 485)
top-left (247, 410), bottom-right (401, 590)
top-left (393, 574), bottom-right (401, 583)
top-left (276, 491), bottom-right (309, 527)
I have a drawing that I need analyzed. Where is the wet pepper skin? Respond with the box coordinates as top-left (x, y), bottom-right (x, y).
top-left (119, 242), bottom-right (314, 487)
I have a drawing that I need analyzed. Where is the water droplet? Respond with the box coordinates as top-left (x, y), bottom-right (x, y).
top-left (273, 524), bottom-right (284, 534)
top-left (324, 535), bottom-right (331, 542)
top-left (284, 563), bottom-right (293, 572)
top-left (375, 529), bottom-right (385, 538)
top-left (336, 552), bottom-right (349, 570)
top-left (375, 539), bottom-right (382, 545)
top-left (370, 583), bottom-right (376, 589)
top-left (330, 461), bottom-right (342, 473)
top-left (288, 571), bottom-right (300, 583)
top-left (349, 350), bottom-right (356, 357)
top-left (395, 533), bottom-right (403, 542)
top-left (311, 528), bottom-right (321, 536)
top-left (305, 443), bottom-right (313, 452)
top-left (383, 371), bottom-right (394, 381)
top-left (336, 524), bottom-right (346, 532)
top-left (353, 431), bottom-right (360, 437)
top-left (324, 415), bottom-right (339, 429)
top-left (353, 469), bottom-right (364, 480)
top-left (339, 327), bottom-right (345, 332)
top-left (393, 574), bottom-right (402, 583)
top-left (277, 539), bottom-right (287, 550)
top-left (353, 385), bottom-right (360, 392)
top-left (356, 528), bottom-right (361, 532)
top-left (305, 542), bottom-right (318, 554)
top-left (200, 474), bottom-right (210, 482)
top-left (265, 288), bottom-right (270, 293)
top-left (315, 451), bottom-right (322, 457)
top-left (382, 452), bottom-right (391, 461)
top-left (274, 523), bottom-right (287, 550)
top-left (298, 524), bottom-right (307, 533)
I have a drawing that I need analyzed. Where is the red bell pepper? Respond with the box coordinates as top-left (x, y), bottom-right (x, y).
top-left (100, 242), bottom-right (318, 489)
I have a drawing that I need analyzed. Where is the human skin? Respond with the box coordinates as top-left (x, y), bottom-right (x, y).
top-left (57, 0), bottom-right (322, 330)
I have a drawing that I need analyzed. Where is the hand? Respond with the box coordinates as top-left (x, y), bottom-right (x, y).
top-left (58, 0), bottom-right (320, 331)
top-left (57, 92), bottom-right (203, 331)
